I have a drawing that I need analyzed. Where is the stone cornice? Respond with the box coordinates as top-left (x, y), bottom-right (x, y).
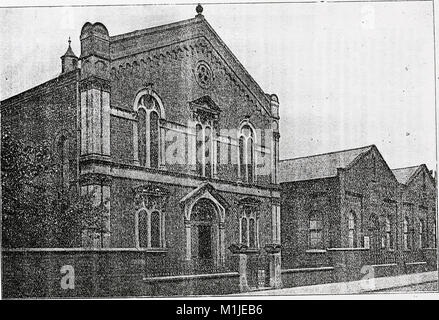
top-left (79, 75), bottom-right (111, 92)
top-left (79, 158), bottom-right (281, 198)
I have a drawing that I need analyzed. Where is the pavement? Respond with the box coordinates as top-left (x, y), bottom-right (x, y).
top-left (234, 271), bottom-right (438, 295)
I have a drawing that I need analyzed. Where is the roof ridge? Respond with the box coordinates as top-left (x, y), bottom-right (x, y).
top-left (391, 165), bottom-right (421, 171)
top-left (279, 145), bottom-right (374, 162)
top-left (110, 17), bottom-right (198, 42)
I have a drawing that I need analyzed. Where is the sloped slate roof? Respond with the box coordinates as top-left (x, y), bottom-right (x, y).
top-left (391, 166), bottom-right (420, 185)
top-left (61, 44), bottom-right (77, 58)
top-left (279, 145), bottom-right (374, 183)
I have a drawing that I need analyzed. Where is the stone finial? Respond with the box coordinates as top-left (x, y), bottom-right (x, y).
top-left (196, 3), bottom-right (203, 16)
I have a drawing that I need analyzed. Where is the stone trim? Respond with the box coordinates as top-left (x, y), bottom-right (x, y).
top-left (80, 160), bottom-right (281, 198)
top-left (2, 247), bottom-right (168, 253)
top-left (405, 261), bottom-right (427, 265)
top-left (326, 247), bottom-right (370, 251)
top-left (79, 75), bottom-right (111, 92)
top-left (281, 266), bottom-right (334, 274)
top-left (80, 173), bottom-right (112, 186)
top-left (143, 271), bottom-right (239, 283)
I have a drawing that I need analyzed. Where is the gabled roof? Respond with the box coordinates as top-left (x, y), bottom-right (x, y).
top-left (109, 14), bottom-right (271, 115)
top-left (391, 165), bottom-right (420, 185)
top-left (279, 145), bottom-right (374, 183)
top-left (392, 164), bottom-right (435, 186)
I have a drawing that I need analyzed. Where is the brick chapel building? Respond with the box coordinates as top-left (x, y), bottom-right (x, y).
top-left (279, 145), bottom-right (437, 271)
top-left (392, 164), bottom-right (437, 253)
top-left (1, 6), bottom-right (282, 292)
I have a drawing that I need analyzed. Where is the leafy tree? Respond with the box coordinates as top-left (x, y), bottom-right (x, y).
top-left (1, 130), bottom-right (109, 248)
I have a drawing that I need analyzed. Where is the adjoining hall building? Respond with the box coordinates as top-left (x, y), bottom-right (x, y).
top-left (392, 165), bottom-right (437, 253)
top-left (1, 6), bottom-right (282, 294)
top-left (279, 145), bottom-right (437, 272)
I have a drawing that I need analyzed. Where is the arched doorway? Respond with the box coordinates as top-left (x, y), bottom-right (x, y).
top-left (191, 198), bottom-right (219, 266)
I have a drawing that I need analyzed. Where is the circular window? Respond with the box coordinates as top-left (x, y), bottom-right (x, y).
top-left (195, 61), bottom-right (213, 88)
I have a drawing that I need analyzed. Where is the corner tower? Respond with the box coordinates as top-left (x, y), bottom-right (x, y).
top-left (79, 22), bottom-right (111, 247)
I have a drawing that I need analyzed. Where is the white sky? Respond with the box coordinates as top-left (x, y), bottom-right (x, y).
top-left (0, 0), bottom-right (436, 171)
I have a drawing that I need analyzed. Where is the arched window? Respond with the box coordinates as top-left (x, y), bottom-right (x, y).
top-left (385, 217), bottom-right (392, 249)
top-left (249, 218), bottom-right (256, 248)
top-left (138, 209), bottom-right (148, 248)
top-left (403, 218), bottom-right (409, 250)
top-left (241, 217), bottom-right (248, 246)
top-left (57, 135), bottom-right (69, 191)
top-left (419, 219), bottom-right (425, 249)
top-left (150, 111), bottom-right (159, 169)
top-left (136, 93), bottom-right (162, 168)
top-left (196, 124), bottom-right (203, 176)
top-left (194, 124), bottom-right (213, 178)
top-left (240, 206), bottom-right (258, 248)
top-left (348, 211), bottom-right (356, 248)
top-left (369, 214), bottom-right (380, 251)
top-left (150, 211), bottom-right (161, 248)
top-left (309, 211), bottom-right (323, 248)
top-left (239, 124), bottom-right (255, 183)
top-left (138, 109), bottom-right (147, 167)
top-left (205, 126), bottom-right (212, 178)
top-left (136, 209), bottom-right (163, 249)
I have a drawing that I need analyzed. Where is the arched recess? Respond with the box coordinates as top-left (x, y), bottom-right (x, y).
top-left (133, 184), bottom-right (169, 249)
top-left (180, 183), bottom-right (228, 265)
top-left (53, 130), bottom-right (73, 194)
top-left (132, 87), bottom-right (166, 168)
top-left (368, 214), bottom-right (381, 251)
top-left (238, 119), bottom-right (257, 183)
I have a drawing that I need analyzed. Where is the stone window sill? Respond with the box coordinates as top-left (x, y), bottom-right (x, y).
top-left (305, 249), bottom-right (327, 254)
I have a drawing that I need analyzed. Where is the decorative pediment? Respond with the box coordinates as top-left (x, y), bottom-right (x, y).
top-left (179, 182), bottom-right (229, 210)
top-left (189, 95), bottom-right (221, 124)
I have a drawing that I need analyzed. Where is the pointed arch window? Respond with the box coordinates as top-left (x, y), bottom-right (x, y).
top-left (135, 208), bottom-right (163, 249)
top-left (309, 211), bottom-right (323, 249)
top-left (194, 123), bottom-right (213, 178)
top-left (241, 216), bottom-right (248, 246)
top-left (57, 135), bottom-right (70, 191)
top-left (239, 124), bottom-right (255, 183)
top-left (348, 211), bottom-right (357, 248)
top-left (150, 210), bottom-right (161, 248)
top-left (138, 209), bottom-right (149, 248)
top-left (419, 219), bottom-right (425, 249)
top-left (136, 93), bottom-right (162, 169)
top-left (403, 218), bottom-right (410, 250)
top-left (385, 217), bottom-right (393, 249)
top-left (240, 206), bottom-right (259, 248)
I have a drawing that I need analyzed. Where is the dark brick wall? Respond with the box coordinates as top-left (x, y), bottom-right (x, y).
top-left (108, 23), bottom-right (274, 184)
top-left (400, 166), bottom-right (436, 249)
top-left (2, 250), bottom-right (241, 298)
top-left (341, 147), bottom-right (400, 248)
top-left (280, 147), bottom-right (436, 270)
top-left (1, 71), bottom-right (80, 191)
top-left (109, 175), bottom-right (274, 262)
top-left (281, 177), bottom-right (339, 268)
top-left (110, 115), bottom-right (134, 164)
